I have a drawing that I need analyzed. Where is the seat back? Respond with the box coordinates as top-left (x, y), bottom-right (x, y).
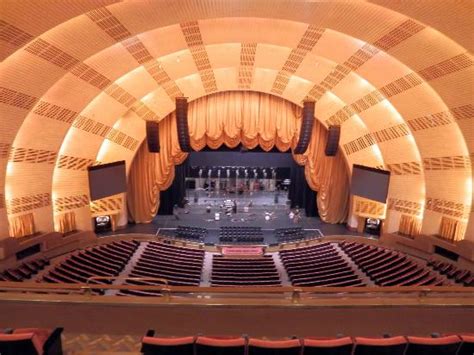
top-left (354, 336), bottom-right (407, 355)
top-left (458, 335), bottom-right (474, 355)
top-left (195, 336), bottom-right (246, 355)
top-left (303, 337), bottom-right (353, 355)
top-left (248, 338), bottom-right (302, 355)
top-left (406, 335), bottom-right (461, 355)
top-left (0, 333), bottom-right (41, 355)
top-left (140, 336), bottom-right (195, 355)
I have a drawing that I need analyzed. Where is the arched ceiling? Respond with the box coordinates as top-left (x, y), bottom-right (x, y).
top-left (0, 0), bottom-right (472, 239)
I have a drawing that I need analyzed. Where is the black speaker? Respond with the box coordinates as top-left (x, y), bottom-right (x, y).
top-left (294, 100), bottom-right (315, 154)
top-left (176, 97), bottom-right (192, 152)
top-left (146, 121), bottom-right (160, 153)
top-left (325, 125), bottom-right (340, 156)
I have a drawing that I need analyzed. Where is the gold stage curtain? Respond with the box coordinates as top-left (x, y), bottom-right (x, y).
top-left (55, 211), bottom-right (76, 234)
top-left (439, 216), bottom-right (465, 242)
top-left (398, 214), bottom-right (421, 238)
top-left (127, 114), bottom-right (187, 223)
top-left (9, 213), bottom-right (35, 237)
top-left (188, 91), bottom-right (301, 152)
top-left (128, 91), bottom-right (349, 224)
top-left (302, 120), bottom-right (350, 223)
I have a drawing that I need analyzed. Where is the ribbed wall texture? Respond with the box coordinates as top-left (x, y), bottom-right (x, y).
top-left (0, 1), bottom-right (472, 240)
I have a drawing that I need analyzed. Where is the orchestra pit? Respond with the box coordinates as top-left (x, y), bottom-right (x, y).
top-left (0, 1), bottom-right (473, 354)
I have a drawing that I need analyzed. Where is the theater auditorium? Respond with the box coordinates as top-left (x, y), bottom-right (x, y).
top-left (0, 0), bottom-right (473, 354)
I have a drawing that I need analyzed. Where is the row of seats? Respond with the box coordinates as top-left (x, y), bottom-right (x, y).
top-left (1, 328), bottom-right (472, 355)
top-left (120, 242), bottom-right (205, 296)
top-left (40, 240), bottom-right (139, 294)
top-left (176, 226), bottom-right (208, 241)
top-left (428, 259), bottom-right (474, 286)
top-left (141, 331), bottom-right (474, 355)
top-left (220, 226), bottom-right (262, 236)
top-left (0, 327), bottom-right (63, 355)
top-left (221, 226), bottom-right (262, 231)
top-left (340, 242), bottom-right (444, 286)
top-left (219, 235), bottom-right (265, 244)
top-left (275, 227), bottom-right (306, 243)
top-left (0, 258), bottom-right (49, 282)
top-left (210, 255), bottom-right (281, 286)
top-left (280, 242), bottom-right (366, 287)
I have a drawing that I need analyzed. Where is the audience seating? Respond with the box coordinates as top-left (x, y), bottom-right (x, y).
top-left (405, 335), bottom-right (461, 354)
top-left (353, 336), bottom-right (407, 355)
top-left (303, 337), bottom-right (353, 355)
top-left (40, 240), bottom-right (139, 294)
top-left (248, 338), bottom-right (302, 355)
top-left (141, 331), bottom-right (195, 355)
top-left (428, 259), bottom-right (474, 286)
top-left (340, 241), bottom-right (444, 286)
top-left (121, 241), bottom-right (204, 294)
top-left (196, 336), bottom-right (246, 355)
top-left (219, 235), bottom-right (265, 244)
top-left (0, 258), bottom-right (49, 282)
top-left (175, 226), bottom-right (208, 242)
top-left (2, 237), bottom-right (472, 298)
top-left (275, 227), bottom-right (306, 243)
top-left (219, 227), bottom-right (264, 244)
top-left (458, 335), bottom-right (474, 355)
top-left (211, 255), bottom-right (281, 286)
top-left (280, 242), bottom-right (365, 287)
top-left (0, 327), bottom-right (63, 355)
top-left (140, 333), bottom-right (473, 355)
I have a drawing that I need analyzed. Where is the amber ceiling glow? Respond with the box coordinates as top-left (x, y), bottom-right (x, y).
top-left (0, 0), bottom-right (472, 240)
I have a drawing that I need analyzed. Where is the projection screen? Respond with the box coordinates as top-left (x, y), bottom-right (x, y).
top-left (350, 164), bottom-right (391, 203)
top-left (87, 161), bottom-right (127, 201)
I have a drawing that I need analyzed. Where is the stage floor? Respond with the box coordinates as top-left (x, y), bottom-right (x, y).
top-left (102, 191), bottom-right (364, 243)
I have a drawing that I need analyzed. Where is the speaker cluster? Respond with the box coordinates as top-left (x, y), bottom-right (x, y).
top-left (294, 100), bottom-right (315, 154)
top-left (325, 125), bottom-right (340, 156)
top-left (145, 121), bottom-right (160, 153)
top-left (176, 97), bottom-right (193, 152)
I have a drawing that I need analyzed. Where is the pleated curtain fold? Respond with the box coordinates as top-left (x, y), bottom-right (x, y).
top-left (127, 91), bottom-right (349, 224)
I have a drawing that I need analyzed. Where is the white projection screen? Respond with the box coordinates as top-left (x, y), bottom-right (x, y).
top-left (88, 161), bottom-right (127, 201)
top-left (351, 164), bottom-right (391, 203)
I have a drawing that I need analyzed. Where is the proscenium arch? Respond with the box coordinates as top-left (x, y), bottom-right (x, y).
top-left (52, 84), bottom-right (385, 230)
top-left (48, 37), bottom-right (428, 234)
top-left (3, 30), bottom-right (465, 233)
top-left (6, 32), bottom-right (430, 221)
top-left (13, 22), bottom-right (459, 233)
top-left (0, 2), bottom-right (470, 239)
top-left (122, 90), bottom-right (353, 226)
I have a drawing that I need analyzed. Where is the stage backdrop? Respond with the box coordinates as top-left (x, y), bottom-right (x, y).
top-left (127, 91), bottom-right (349, 224)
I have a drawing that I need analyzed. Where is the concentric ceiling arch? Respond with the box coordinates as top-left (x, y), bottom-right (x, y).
top-left (0, 0), bottom-right (472, 240)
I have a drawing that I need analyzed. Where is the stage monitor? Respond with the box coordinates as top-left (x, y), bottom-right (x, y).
top-left (88, 161), bottom-right (126, 201)
top-left (351, 164), bottom-right (390, 203)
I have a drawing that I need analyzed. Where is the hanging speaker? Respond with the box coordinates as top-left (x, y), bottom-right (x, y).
top-left (146, 121), bottom-right (160, 153)
top-left (294, 100), bottom-right (315, 154)
top-left (176, 97), bottom-right (192, 152)
top-left (325, 125), bottom-right (341, 156)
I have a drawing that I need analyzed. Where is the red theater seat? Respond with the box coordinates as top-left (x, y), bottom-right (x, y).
top-left (354, 336), bottom-right (407, 355)
top-left (0, 327), bottom-right (63, 355)
top-left (195, 336), bottom-right (246, 355)
top-left (458, 335), bottom-right (474, 355)
top-left (303, 337), bottom-right (353, 354)
top-left (248, 338), bottom-right (302, 355)
top-left (141, 331), bottom-right (195, 355)
top-left (406, 335), bottom-right (461, 354)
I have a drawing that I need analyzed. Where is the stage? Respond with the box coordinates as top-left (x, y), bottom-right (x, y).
top-left (102, 191), bottom-right (362, 243)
